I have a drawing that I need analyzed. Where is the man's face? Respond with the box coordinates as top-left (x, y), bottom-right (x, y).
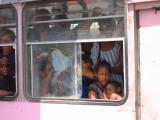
top-left (0, 58), bottom-right (9, 77)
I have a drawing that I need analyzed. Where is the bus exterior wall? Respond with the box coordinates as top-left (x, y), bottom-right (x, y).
top-left (127, 1), bottom-right (160, 119)
top-left (3, 0), bottom-right (160, 120)
top-left (139, 4), bottom-right (160, 120)
top-left (0, 1), bottom-right (137, 120)
top-left (126, 1), bottom-right (160, 120)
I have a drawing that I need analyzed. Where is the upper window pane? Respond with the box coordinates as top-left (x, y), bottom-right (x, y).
top-left (24, 0), bottom-right (124, 42)
top-left (0, 5), bottom-right (16, 98)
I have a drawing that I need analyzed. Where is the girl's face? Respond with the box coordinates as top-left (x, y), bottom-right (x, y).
top-left (96, 67), bottom-right (110, 86)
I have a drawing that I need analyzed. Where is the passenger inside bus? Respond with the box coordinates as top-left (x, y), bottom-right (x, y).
top-left (81, 53), bottom-right (94, 98)
top-left (24, 0), bottom-right (125, 99)
top-left (51, 1), bottom-right (87, 40)
top-left (39, 56), bottom-right (53, 96)
top-left (80, 7), bottom-right (101, 29)
top-left (0, 28), bottom-right (15, 43)
top-left (0, 56), bottom-right (15, 97)
top-left (104, 80), bottom-right (123, 100)
top-left (77, 7), bottom-right (108, 39)
top-left (88, 60), bottom-right (111, 99)
top-left (0, 29), bottom-right (15, 78)
top-left (90, 41), bottom-right (123, 86)
top-left (39, 45), bottom-right (76, 97)
top-left (0, 16), bottom-right (6, 30)
top-left (90, 18), bottom-right (124, 86)
top-left (98, 17), bottom-right (124, 38)
top-left (27, 9), bottom-right (52, 41)
top-left (81, 43), bottom-right (93, 56)
top-left (98, 18), bottom-right (115, 38)
top-left (53, 14), bottom-right (76, 40)
top-left (0, 16), bottom-right (5, 24)
top-left (112, 18), bottom-right (124, 37)
top-left (81, 19), bottom-right (124, 90)
top-left (81, 42), bottom-right (124, 98)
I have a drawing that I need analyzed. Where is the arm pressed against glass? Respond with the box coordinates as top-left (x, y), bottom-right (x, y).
top-left (0, 90), bottom-right (14, 96)
top-left (39, 59), bottom-right (53, 97)
top-left (88, 90), bottom-right (97, 99)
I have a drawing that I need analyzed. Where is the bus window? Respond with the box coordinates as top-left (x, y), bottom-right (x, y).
top-left (24, 0), bottom-right (126, 103)
top-left (0, 5), bottom-right (17, 98)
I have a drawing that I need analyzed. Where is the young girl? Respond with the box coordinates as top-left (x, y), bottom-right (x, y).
top-left (88, 60), bottom-right (111, 99)
top-left (104, 80), bottom-right (123, 101)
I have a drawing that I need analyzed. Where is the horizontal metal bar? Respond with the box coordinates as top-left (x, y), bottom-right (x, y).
top-left (0, 23), bottom-right (16, 27)
top-left (25, 37), bottom-right (125, 45)
top-left (0, 43), bottom-right (16, 46)
top-left (29, 15), bottom-right (124, 24)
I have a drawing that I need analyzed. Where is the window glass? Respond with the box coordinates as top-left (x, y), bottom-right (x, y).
top-left (24, 0), bottom-right (125, 102)
top-left (25, 43), bottom-right (82, 98)
top-left (0, 5), bottom-right (17, 98)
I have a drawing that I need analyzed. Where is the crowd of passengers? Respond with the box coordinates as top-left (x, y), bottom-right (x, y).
top-left (32, 2), bottom-right (124, 100)
top-left (0, 0), bottom-right (124, 100)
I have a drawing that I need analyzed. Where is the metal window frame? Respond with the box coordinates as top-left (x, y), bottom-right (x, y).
top-left (23, 0), bottom-right (128, 106)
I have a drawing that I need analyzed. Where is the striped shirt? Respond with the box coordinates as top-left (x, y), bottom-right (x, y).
top-left (90, 42), bottom-right (123, 85)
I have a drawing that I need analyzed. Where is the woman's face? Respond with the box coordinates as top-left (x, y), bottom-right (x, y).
top-left (96, 67), bottom-right (110, 86)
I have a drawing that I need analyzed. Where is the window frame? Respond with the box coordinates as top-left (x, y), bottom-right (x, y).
top-left (0, 4), bottom-right (18, 100)
top-left (23, 0), bottom-right (128, 105)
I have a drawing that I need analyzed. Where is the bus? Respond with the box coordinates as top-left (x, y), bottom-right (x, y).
top-left (0, 0), bottom-right (160, 120)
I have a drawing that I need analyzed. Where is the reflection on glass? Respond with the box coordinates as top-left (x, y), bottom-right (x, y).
top-left (26, 44), bottom-right (82, 98)
top-left (24, 0), bottom-right (125, 101)
top-left (25, 0), bottom-right (124, 42)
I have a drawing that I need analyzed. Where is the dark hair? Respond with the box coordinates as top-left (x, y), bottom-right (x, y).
top-left (94, 60), bottom-right (111, 73)
top-left (54, 14), bottom-right (70, 29)
top-left (105, 80), bottom-right (122, 95)
top-left (0, 56), bottom-right (9, 65)
top-left (39, 57), bottom-right (49, 72)
top-left (98, 17), bottom-right (115, 29)
top-left (36, 9), bottom-right (51, 21)
top-left (55, 14), bottom-right (68, 20)
top-left (0, 28), bottom-right (15, 40)
top-left (82, 53), bottom-right (92, 65)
